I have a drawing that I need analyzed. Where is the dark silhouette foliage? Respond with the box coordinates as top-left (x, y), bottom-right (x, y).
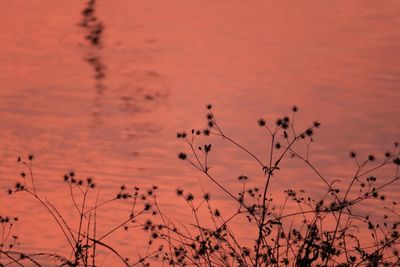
top-left (1, 105), bottom-right (399, 266)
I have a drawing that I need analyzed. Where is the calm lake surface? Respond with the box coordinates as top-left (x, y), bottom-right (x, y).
top-left (1, 1), bottom-right (399, 265)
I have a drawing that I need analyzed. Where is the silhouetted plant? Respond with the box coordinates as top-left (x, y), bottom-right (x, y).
top-left (3, 156), bottom-right (163, 266)
top-left (1, 105), bottom-right (399, 267)
top-left (161, 104), bottom-right (400, 266)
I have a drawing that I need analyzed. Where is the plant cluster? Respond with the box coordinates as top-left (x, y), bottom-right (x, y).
top-left (2, 156), bottom-right (163, 266)
top-left (1, 105), bottom-right (399, 266)
top-left (167, 105), bottom-right (400, 267)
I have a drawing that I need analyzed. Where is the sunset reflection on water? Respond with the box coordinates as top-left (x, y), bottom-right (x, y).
top-left (0, 1), bottom-right (399, 265)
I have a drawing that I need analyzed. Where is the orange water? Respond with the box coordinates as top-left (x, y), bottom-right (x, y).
top-left (1, 1), bottom-right (399, 265)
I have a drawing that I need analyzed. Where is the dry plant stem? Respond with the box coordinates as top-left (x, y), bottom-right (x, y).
top-left (153, 197), bottom-right (174, 265)
top-left (4, 252), bottom-right (49, 266)
top-left (28, 161), bottom-right (37, 195)
top-left (188, 200), bottom-right (212, 266)
top-left (187, 133), bottom-right (264, 230)
top-left (129, 250), bottom-right (160, 267)
top-left (0, 250), bottom-right (24, 267)
top-left (88, 237), bottom-right (131, 266)
top-left (45, 200), bottom-right (76, 244)
top-left (69, 184), bottom-right (82, 215)
top-left (324, 165), bottom-right (364, 265)
top-left (74, 186), bottom-right (88, 265)
top-left (186, 137), bottom-right (239, 203)
top-left (24, 189), bottom-right (76, 253)
top-left (0, 223), bottom-right (9, 261)
top-left (328, 163), bottom-right (399, 265)
top-left (75, 215), bottom-right (149, 267)
top-left (83, 198), bottom-right (117, 215)
top-left (288, 149), bottom-right (340, 203)
top-left (92, 191), bottom-right (99, 267)
top-left (11, 251), bottom-right (42, 266)
top-left (159, 235), bottom-right (199, 266)
top-left (212, 132), bottom-right (266, 169)
top-left (254, 127), bottom-right (308, 266)
top-left (185, 137), bottom-right (258, 220)
top-left (254, 133), bottom-right (275, 267)
top-left (84, 212), bottom-right (91, 265)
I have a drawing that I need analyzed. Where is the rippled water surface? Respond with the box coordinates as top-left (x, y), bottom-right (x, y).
top-left (1, 1), bottom-right (400, 265)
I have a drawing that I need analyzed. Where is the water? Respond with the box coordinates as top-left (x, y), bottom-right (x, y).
top-left (0, 1), bottom-right (399, 265)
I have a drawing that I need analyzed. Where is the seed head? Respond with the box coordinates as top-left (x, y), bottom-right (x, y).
top-left (258, 118), bottom-right (266, 127)
top-left (305, 128), bottom-right (313, 137)
top-left (186, 193), bottom-right (194, 201)
top-left (313, 121), bottom-right (321, 128)
top-left (176, 188), bottom-right (184, 196)
top-left (178, 152), bottom-right (187, 160)
top-left (203, 192), bottom-right (211, 200)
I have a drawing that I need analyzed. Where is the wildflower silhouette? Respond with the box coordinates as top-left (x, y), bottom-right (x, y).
top-left (3, 155), bottom-right (162, 266)
top-left (165, 104), bottom-right (400, 266)
top-left (2, 105), bottom-right (400, 267)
